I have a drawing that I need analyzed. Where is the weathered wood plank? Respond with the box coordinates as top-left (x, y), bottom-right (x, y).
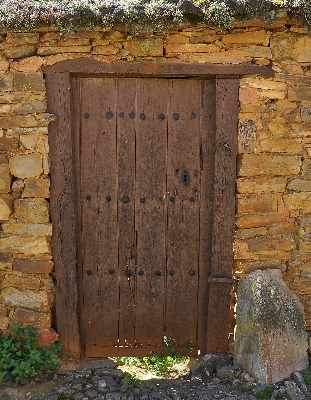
top-left (197, 79), bottom-right (216, 354)
top-left (45, 72), bottom-right (81, 356)
top-left (165, 79), bottom-right (201, 345)
top-left (44, 59), bottom-right (274, 77)
top-left (116, 78), bottom-right (136, 346)
top-left (206, 78), bottom-right (239, 352)
top-left (80, 78), bottom-right (119, 353)
top-left (86, 345), bottom-right (198, 357)
top-left (134, 78), bottom-right (167, 346)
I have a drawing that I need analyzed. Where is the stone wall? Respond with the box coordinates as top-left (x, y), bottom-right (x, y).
top-left (0, 18), bottom-right (311, 342)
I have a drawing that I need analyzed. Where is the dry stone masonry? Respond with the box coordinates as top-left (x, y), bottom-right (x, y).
top-left (0, 16), bottom-right (311, 351)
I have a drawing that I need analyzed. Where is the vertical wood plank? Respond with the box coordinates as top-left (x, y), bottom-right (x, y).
top-left (135, 78), bottom-right (167, 346)
top-left (45, 72), bottom-right (81, 356)
top-left (116, 79), bottom-right (136, 346)
top-left (80, 78), bottom-right (119, 352)
top-left (206, 78), bottom-right (239, 352)
top-left (166, 79), bottom-right (201, 345)
top-left (197, 80), bottom-right (216, 354)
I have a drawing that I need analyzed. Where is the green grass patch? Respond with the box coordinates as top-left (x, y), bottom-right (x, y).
top-left (116, 337), bottom-right (193, 376)
top-left (255, 385), bottom-right (274, 400)
top-left (122, 371), bottom-right (143, 387)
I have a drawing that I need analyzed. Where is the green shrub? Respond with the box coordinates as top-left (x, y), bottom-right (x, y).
top-left (303, 368), bottom-right (311, 385)
top-left (122, 371), bottom-right (143, 387)
top-left (0, 323), bottom-right (62, 384)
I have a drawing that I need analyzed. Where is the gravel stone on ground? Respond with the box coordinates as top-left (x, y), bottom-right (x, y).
top-left (1, 356), bottom-right (311, 400)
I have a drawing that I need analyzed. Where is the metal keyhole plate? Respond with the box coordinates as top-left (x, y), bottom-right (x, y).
top-left (181, 169), bottom-right (190, 186)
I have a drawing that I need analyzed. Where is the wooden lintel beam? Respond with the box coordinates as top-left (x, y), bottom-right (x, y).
top-left (43, 59), bottom-right (274, 78)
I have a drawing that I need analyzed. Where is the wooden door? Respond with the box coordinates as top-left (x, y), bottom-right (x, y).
top-left (45, 60), bottom-right (271, 357)
top-left (46, 62), bottom-right (242, 356)
top-left (78, 77), bottom-right (211, 356)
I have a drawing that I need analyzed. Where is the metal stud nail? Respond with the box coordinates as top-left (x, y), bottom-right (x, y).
top-left (129, 112), bottom-right (135, 119)
top-left (189, 196), bottom-right (194, 202)
top-left (156, 270), bottom-right (161, 276)
top-left (108, 269), bottom-right (115, 274)
top-left (191, 112), bottom-right (196, 119)
top-left (169, 270), bottom-right (174, 276)
top-left (138, 270), bottom-right (144, 276)
top-left (125, 269), bottom-right (133, 277)
top-left (106, 195), bottom-right (112, 201)
top-left (158, 113), bottom-right (165, 120)
top-left (140, 198), bottom-right (146, 203)
top-left (122, 195), bottom-right (130, 203)
top-left (106, 111), bottom-right (113, 119)
top-left (173, 113), bottom-right (179, 120)
top-left (170, 197), bottom-right (175, 202)
top-left (87, 270), bottom-right (92, 275)
top-left (119, 112), bottom-right (124, 118)
top-left (190, 270), bottom-right (196, 276)
top-left (84, 113), bottom-right (90, 118)
top-left (140, 113), bottom-right (146, 120)
top-left (86, 195), bottom-right (92, 200)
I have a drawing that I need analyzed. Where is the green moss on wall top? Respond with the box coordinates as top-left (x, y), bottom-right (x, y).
top-left (0, 0), bottom-right (309, 33)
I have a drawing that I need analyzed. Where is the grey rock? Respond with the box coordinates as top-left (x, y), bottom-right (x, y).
top-left (85, 390), bottom-right (100, 398)
top-left (271, 386), bottom-right (286, 400)
top-left (234, 269), bottom-right (309, 384)
top-left (228, 368), bottom-right (242, 380)
top-left (285, 380), bottom-right (306, 400)
top-left (95, 368), bottom-right (124, 378)
top-left (96, 378), bottom-right (107, 388)
top-left (131, 387), bottom-right (142, 396)
top-left (57, 387), bottom-right (76, 394)
top-left (242, 372), bottom-right (255, 383)
top-left (191, 375), bottom-right (203, 383)
top-left (106, 393), bottom-right (122, 400)
top-left (216, 366), bottom-right (234, 379)
top-left (189, 353), bottom-right (232, 375)
top-left (150, 392), bottom-right (165, 399)
top-left (72, 383), bottom-right (83, 390)
top-left (188, 354), bottom-right (218, 374)
top-left (202, 388), bottom-right (219, 396)
top-left (74, 371), bottom-right (92, 378)
top-left (292, 371), bottom-right (308, 394)
top-left (73, 394), bottom-right (85, 400)
top-left (104, 374), bottom-right (119, 388)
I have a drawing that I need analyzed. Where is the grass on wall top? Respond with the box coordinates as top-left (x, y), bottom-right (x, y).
top-left (0, 0), bottom-right (309, 33)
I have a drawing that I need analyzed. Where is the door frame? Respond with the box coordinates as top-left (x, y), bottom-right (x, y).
top-left (44, 59), bottom-right (273, 357)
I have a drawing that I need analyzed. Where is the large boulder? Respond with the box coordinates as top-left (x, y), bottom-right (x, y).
top-left (234, 269), bottom-right (308, 384)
